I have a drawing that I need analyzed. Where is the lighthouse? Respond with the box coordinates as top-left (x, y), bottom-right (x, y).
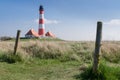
top-left (38, 5), bottom-right (45, 37)
top-left (25, 5), bottom-right (56, 38)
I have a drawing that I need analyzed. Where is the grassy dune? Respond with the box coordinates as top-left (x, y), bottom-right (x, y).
top-left (0, 40), bottom-right (120, 80)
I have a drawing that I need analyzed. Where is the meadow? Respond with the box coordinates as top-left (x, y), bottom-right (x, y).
top-left (0, 39), bottom-right (120, 80)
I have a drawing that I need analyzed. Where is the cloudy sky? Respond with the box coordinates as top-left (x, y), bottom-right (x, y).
top-left (0, 0), bottom-right (120, 41)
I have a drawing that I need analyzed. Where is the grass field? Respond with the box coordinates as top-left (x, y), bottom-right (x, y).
top-left (0, 59), bottom-right (81, 80)
top-left (0, 39), bottom-right (120, 80)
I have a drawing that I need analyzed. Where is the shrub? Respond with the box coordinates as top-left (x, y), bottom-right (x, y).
top-left (0, 36), bottom-right (13, 41)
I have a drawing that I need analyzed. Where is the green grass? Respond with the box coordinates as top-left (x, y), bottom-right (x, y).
top-left (75, 61), bottom-right (120, 80)
top-left (19, 37), bottom-right (64, 42)
top-left (0, 59), bottom-right (81, 80)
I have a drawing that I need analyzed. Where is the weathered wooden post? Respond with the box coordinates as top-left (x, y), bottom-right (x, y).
top-left (13, 30), bottom-right (21, 55)
top-left (93, 21), bottom-right (102, 73)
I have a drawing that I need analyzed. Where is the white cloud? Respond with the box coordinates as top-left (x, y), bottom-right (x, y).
top-left (104, 19), bottom-right (120, 26)
top-left (34, 19), bottom-right (60, 24)
top-left (45, 19), bottom-right (60, 24)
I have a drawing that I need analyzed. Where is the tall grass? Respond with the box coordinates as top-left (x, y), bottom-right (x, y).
top-left (0, 53), bottom-right (22, 63)
top-left (0, 40), bottom-right (120, 63)
top-left (101, 42), bottom-right (120, 63)
top-left (0, 40), bottom-right (120, 79)
top-left (22, 41), bottom-right (78, 61)
top-left (75, 60), bottom-right (120, 80)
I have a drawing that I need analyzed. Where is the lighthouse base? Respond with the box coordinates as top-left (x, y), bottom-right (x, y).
top-left (38, 28), bottom-right (45, 36)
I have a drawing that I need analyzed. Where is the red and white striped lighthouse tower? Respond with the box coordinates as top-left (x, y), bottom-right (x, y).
top-left (38, 5), bottom-right (45, 36)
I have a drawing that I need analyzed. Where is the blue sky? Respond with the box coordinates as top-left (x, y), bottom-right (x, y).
top-left (0, 0), bottom-right (120, 41)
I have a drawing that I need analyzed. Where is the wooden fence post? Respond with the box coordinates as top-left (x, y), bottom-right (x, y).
top-left (93, 21), bottom-right (102, 73)
top-left (13, 30), bottom-right (21, 55)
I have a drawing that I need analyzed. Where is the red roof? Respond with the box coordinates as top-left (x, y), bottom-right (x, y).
top-left (45, 31), bottom-right (55, 38)
top-left (25, 29), bottom-right (39, 37)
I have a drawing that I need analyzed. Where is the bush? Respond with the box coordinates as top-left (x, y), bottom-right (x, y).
top-left (0, 36), bottom-right (13, 41)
